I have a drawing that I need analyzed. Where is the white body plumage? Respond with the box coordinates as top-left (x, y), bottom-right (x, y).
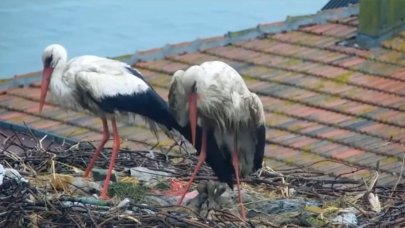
top-left (41, 44), bottom-right (173, 136)
top-left (169, 61), bottom-right (265, 176)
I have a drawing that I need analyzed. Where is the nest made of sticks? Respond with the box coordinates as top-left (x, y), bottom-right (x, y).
top-left (0, 128), bottom-right (404, 227)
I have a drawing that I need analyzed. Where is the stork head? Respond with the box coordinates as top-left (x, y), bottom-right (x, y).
top-left (39, 44), bottom-right (67, 113)
top-left (169, 70), bottom-right (196, 125)
top-left (169, 67), bottom-right (202, 146)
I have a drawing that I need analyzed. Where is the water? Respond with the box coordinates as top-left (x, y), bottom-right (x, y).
top-left (0, 0), bottom-right (328, 78)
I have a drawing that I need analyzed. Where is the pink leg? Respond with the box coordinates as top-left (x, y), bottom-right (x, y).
top-left (84, 118), bottom-right (109, 178)
top-left (232, 133), bottom-right (246, 220)
top-left (99, 117), bottom-right (120, 200)
top-left (177, 129), bottom-right (207, 205)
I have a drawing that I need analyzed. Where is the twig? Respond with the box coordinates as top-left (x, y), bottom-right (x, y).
top-left (83, 206), bottom-right (99, 227)
top-left (12, 131), bottom-right (24, 147)
top-left (23, 122), bottom-right (40, 146)
top-left (118, 214), bottom-right (141, 225)
top-left (250, 219), bottom-right (281, 228)
top-left (390, 154), bottom-right (404, 197)
top-left (38, 135), bottom-right (48, 151)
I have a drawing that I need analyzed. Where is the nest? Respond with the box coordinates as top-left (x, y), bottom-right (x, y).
top-left (0, 128), bottom-right (404, 227)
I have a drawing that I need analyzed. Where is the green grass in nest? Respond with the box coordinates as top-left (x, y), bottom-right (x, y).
top-left (154, 181), bottom-right (170, 190)
top-left (108, 182), bottom-right (149, 202)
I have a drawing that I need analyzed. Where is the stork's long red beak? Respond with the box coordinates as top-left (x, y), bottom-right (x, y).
top-left (188, 92), bottom-right (198, 146)
top-left (39, 67), bottom-right (53, 113)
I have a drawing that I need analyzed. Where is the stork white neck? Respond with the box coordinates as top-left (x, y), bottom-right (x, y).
top-left (49, 60), bottom-right (68, 95)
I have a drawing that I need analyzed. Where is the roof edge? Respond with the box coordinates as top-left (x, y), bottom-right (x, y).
top-left (0, 71), bottom-right (41, 92)
top-left (0, 120), bottom-right (77, 145)
top-left (127, 4), bottom-right (359, 65)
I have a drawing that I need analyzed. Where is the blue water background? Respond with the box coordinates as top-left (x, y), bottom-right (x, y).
top-left (0, 0), bottom-right (328, 78)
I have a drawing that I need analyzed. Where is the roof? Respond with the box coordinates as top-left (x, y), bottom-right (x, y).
top-left (322, 0), bottom-right (359, 10)
top-left (1, 5), bottom-right (405, 186)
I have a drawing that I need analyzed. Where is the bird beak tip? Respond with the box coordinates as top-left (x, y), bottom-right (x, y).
top-left (188, 93), bottom-right (198, 146)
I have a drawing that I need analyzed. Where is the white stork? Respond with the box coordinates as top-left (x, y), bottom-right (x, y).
top-left (168, 61), bottom-right (266, 219)
top-left (39, 44), bottom-right (183, 199)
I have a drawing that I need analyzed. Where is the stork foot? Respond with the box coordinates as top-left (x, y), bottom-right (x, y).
top-left (99, 192), bottom-right (111, 200)
top-left (238, 200), bottom-right (246, 220)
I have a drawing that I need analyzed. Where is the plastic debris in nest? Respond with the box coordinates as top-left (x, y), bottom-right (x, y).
top-left (128, 166), bottom-right (171, 187)
top-left (0, 164), bottom-right (28, 185)
top-left (50, 173), bottom-right (102, 192)
top-left (331, 207), bottom-right (358, 226)
top-left (0, 174), bottom-right (251, 227)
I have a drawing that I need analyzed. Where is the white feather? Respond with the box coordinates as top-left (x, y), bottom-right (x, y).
top-left (42, 45), bottom-right (149, 114)
top-left (69, 56), bottom-right (149, 99)
top-left (368, 193), bottom-right (381, 213)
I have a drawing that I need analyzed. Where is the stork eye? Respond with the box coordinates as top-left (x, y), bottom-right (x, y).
top-left (191, 81), bottom-right (197, 92)
top-left (44, 55), bottom-right (53, 68)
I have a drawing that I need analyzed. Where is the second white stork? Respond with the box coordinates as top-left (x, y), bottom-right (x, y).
top-left (168, 61), bottom-right (266, 219)
top-left (39, 44), bottom-right (183, 199)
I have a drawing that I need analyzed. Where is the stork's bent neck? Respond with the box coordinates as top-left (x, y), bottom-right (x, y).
top-left (49, 60), bottom-right (67, 92)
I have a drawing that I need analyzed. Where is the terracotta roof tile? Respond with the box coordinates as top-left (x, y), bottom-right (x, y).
top-left (300, 23), bottom-right (357, 38)
top-left (273, 31), bottom-right (339, 47)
